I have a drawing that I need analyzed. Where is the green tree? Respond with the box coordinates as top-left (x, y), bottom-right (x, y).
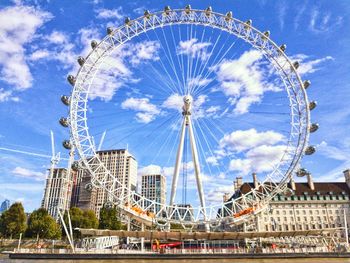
top-left (25, 208), bottom-right (61, 239)
top-left (82, 210), bottom-right (98, 229)
top-left (99, 206), bottom-right (123, 230)
top-left (0, 202), bottom-right (26, 239)
top-left (63, 207), bottom-right (98, 237)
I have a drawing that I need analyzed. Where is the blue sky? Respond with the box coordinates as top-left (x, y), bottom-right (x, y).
top-left (0, 0), bottom-right (349, 212)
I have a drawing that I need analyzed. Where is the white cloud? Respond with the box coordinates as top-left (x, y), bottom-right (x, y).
top-left (215, 129), bottom-right (287, 176)
top-left (205, 106), bottom-right (221, 118)
top-left (30, 49), bottom-right (50, 61)
top-left (291, 54), bottom-right (334, 75)
top-left (89, 40), bottom-right (159, 101)
top-left (213, 50), bottom-right (280, 115)
top-left (309, 8), bottom-right (343, 34)
top-left (127, 41), bottom-right (160, 66)
top-left (121, 97), bottom-right (160, 123)
top-left (0, 88), bottom-right (19, 102)
top-left (317, 141), bottom-right (348, 161)
top-left (206, 156), bottom-right (218, 166)
top-left (95, 7), bottom-right (124, 20)
top-left (12, 166), bottom-right (46, 181)
top-left (138, 164), bottom-right (162, 175)
top-left (162, 93), bottom-right (183, 111)
top-left (46, 30), bottom-right (67, 44)
top-left (177, 38), bottom-right (211, 60)
top-left (206, 185), bottom-right (234, 203)
top-left (219, 128), bottom-right (285, 153)
top-left (229, 145), bottom-right (286, 175)
top-left (277, 1), bottom-right (287, 30)
top-left (188, 76), bottom-right (212, 88)
top-left (30, 24), bottom-right (159, 102)
top-left (29, 29), bottom-right (76, 70)
top-left (0, 5), bottom-right (52, 90)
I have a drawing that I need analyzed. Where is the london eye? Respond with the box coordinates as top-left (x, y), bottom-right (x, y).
top-left (60, 6), bottom-right (317, 230)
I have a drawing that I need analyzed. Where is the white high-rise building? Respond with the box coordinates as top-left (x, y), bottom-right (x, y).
top-left (78, 149), bottom-right (137, 217)
top-left (141, 174), bottom-right (166, 213)
top-left (42, 168), bottom-right (72, 220)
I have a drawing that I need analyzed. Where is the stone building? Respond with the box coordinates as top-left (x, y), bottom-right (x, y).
top-left (232, 170), bottom-right (350, 239)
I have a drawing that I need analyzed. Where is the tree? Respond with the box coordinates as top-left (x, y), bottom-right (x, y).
top-left (99, 206), bottom-right (123, 230)
top-left (82, 210), bottom-right (99, 229)
top-left (25, 208), bottom-right (61, 239)
top-left (0, 202), bottom-right (26, 239)
top-left (63, 207), bottom-right (98, 237)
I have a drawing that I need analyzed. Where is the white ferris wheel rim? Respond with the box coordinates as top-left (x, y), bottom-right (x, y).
top-left (68, 7), bottom-right (311, 226)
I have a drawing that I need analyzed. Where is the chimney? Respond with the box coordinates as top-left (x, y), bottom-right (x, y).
top-left (290, 177), bottom-right (296, 191)
top-left (236, 177), bottom-right (243, 189)
top-left (343, 169), bottom-right (350, 189)
top-left (307, 173), bottom-right (315, 191)
top-left (233, 180), bottom-right (237, 192)
top-left (252, 173), bottom-right (258, 188)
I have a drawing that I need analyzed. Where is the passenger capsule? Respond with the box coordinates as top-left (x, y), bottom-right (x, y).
top-left (104, 201), bottom-right (113, 209)
top-left (85, 183), bottom-right (93, 192)
top-left (205, 6), bottom-right (212, 16)
top-left (67, 75), bottom-right (75, 86)
top-left (61, 95), bottom-right (70, 106)
top-left (279, 44), bottom-right (287, 52)
top-left (244, 19), bottom-right (252, 29)
top-left (91, 40), bottom-right (98, 49)
top-left (144, 10), bottom-right (151, 18)
top-left (262, 31), bottom-right (270, 40)
top-left (107, 27), bottom-right (113, 35)
top-left (59, 117), bottom-right (69, 127)
top-left (305, 145), bottom-right (316, 155)
top-left (164, 6), bottom-right (171, 15)
top-left (292, 61), bottom-right (300, 70)
top-left (185, 5), bottom-right (191, 14)
top-left (296, 168), bottom-right (309, 177)
top-left (225, 11), bottom-right (233, 21)
top-left (309, 101), bottom-right (317, 111)
top-left (125, 17), bottom-right (131, 25)
top-left (303, 80), bottom-right (311, 89)
top-left (77, 56), bottom-right (85, 66)
top-left (310, 123), bottom-right (319, 133)
top-left (62, 140), bottom-right (72, 150)
top-left (71, 161), bottom-right (79, 171)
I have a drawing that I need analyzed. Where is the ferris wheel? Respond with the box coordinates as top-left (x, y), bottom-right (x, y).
top-left (60, 6), bottom-right (318, 230)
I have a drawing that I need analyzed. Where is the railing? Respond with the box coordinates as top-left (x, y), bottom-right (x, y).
top-left (14, 246), bottom-right (334, 254)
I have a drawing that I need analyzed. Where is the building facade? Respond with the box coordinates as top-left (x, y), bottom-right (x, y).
top-left (69, 170), bottom-right (80, 208)
top-left (0, 199), bottom-right (10, 213)
top-left (41, 168), bottom-right (72, 220)
top-left (141, 174), bottom-right (166, 213)
top-left (232, 170), bottom-right (350, 239)
top-left (77, 149), bottom-right (137, 218)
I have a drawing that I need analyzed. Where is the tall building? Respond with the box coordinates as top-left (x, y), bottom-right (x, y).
top-left (229, 170), bottom-right (350, 239)
top-left (172, 204), bottom-right (194, 221)
top-left (0, 199), bottom-right (10, 213)
top-left (76, 170), bottom-right (97, 212)
top-left (141, 174), bottom-right (166, 213)
top-left (77, 149), bottom-right (137, 218)
top-left (42, 168), bottom-right (72, 220)
top-left (70, 170), bottom-right (81, 208)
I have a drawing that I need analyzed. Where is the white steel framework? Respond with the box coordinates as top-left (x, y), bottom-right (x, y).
top-left (170, 95), bottom-right (206, 219)
top-left (66, 7), bottom-right (313, 228)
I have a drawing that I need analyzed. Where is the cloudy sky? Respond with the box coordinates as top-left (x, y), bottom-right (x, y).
top-left (0, 0), bottom-right (349, 211)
